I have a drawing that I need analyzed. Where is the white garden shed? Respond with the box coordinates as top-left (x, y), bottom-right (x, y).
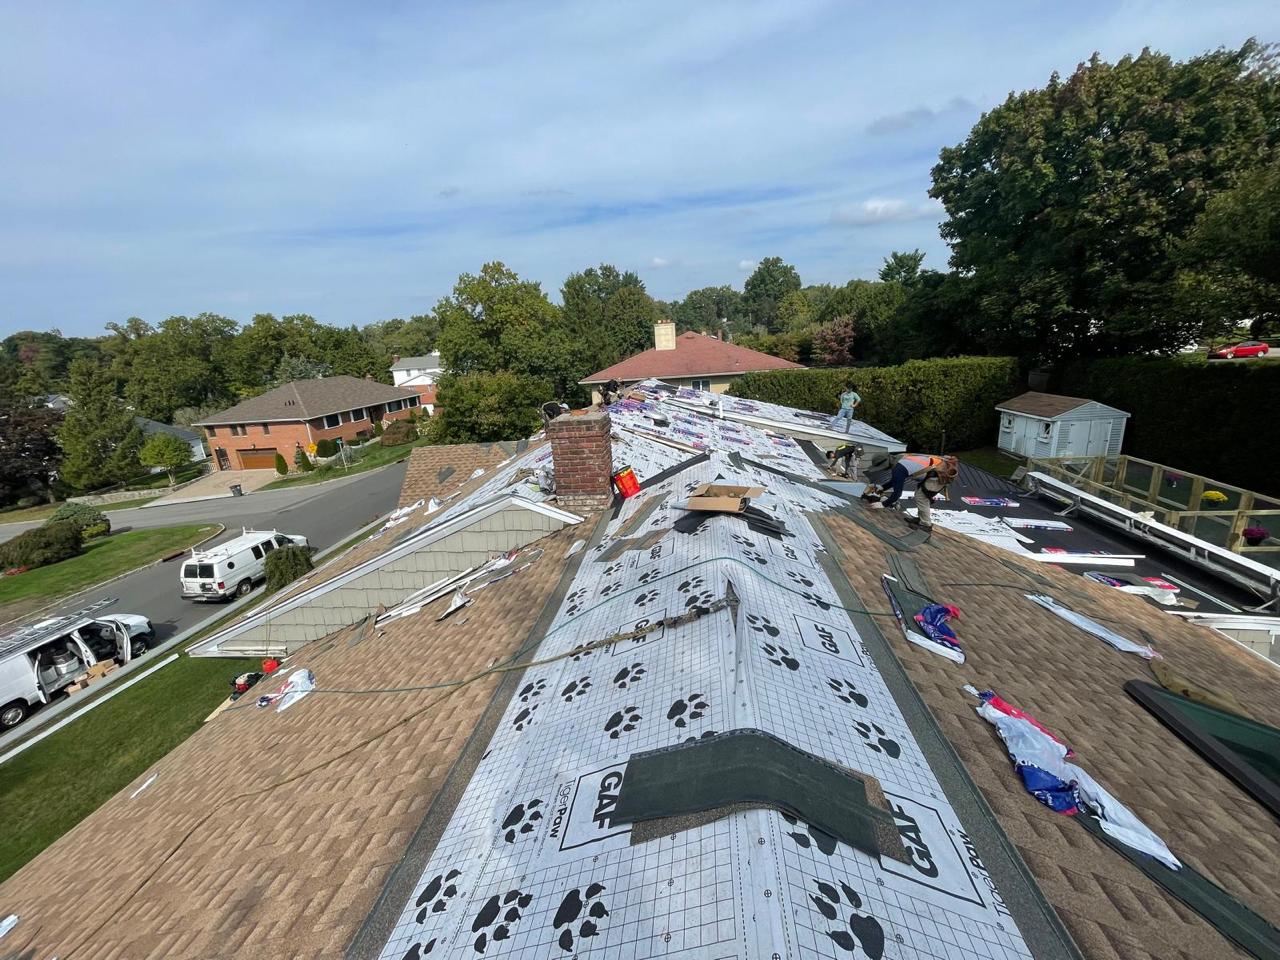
top-left (996, 391), bottom-right (1129, 459)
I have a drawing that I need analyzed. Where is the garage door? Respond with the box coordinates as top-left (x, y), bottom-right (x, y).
top-left (236, 448), bottom-right (278, 470)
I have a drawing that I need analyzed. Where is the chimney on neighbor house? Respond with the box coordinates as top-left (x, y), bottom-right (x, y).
top-left (653, 319), bottom-right (676, 351)
top-left (547, 410), bottom-right (614, 513)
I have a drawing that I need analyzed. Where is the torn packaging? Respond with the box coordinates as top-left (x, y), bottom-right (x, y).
top-left (680, 482), bottom-right (767, 514)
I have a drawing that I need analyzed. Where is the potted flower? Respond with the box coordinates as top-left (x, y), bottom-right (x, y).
top-left (1242, 526), bottom-right (1270, 547)
top-left (1202, 490), bottom-right (1228, 504)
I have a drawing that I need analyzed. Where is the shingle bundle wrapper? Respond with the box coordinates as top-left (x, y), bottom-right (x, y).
top-left (977, 690), bottom-right (1181, 870)
top-left (1026, 593), bottom-right (1159, 659)
top-left (881, 575), bottom-right (965, 664)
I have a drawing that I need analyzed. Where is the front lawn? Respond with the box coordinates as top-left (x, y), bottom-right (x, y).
top-left (260, 436), bottom-right (431, 490)
top-left (0, 654), bottom-right (256, 881)
top-left (0, 496), bottom-right (164, 525)
top-left (954, 446), bottom-right (1024, 479)
top-left (0, 524), bottom-right (217, 609)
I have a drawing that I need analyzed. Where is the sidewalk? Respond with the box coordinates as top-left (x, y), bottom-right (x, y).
top-left (143, 469), bottom-right (277, 507)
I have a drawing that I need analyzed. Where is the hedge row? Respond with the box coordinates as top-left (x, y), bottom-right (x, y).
top-left (1060, 357), bottom-right (1280, 498)
top-left (728, 356), bottom-right (1020, 451)
top-left (0, 520), bottom-right (83, 571)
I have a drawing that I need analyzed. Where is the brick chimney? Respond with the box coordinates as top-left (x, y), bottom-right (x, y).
top-left (547, 411), bottom-right (614, 513)
top-left (653, 320), bottom-right (676, 351)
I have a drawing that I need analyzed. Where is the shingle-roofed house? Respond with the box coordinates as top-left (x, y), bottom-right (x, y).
top-left (2, 381), bottom-right (1276, 960)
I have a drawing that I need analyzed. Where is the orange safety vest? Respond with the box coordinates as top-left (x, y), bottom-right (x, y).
top-left (899, 454), bottom-right (945, 477)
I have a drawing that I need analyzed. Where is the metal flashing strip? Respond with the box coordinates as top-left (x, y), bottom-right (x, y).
top-left (812, 516), bottom-right (1084, 960)
top-left (611, 728), bottom-right (908, 863)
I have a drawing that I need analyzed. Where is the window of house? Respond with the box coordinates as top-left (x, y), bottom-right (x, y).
top-left (349, 408), bottom-right (366, 421)
top-left (261, 423), bottom-right (270, 435)
top-left (387, 399), bottom-right (403, 412)
top-left (322, 413), bottom-right (341, 429)
top-left (691, 379), bottom-right (711, 391)
top-left (407, 396), bottom-right (419, 407)
top-left (207, 426), bottom-right (217, 437)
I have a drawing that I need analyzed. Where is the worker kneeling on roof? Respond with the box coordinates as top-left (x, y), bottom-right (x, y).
top-left (874, 454), bottom-right (958, 528)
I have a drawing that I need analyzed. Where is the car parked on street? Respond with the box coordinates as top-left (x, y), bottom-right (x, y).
top-left (1208, 340), bottom-right (1270, 359)
top-left (180, 529), bottom-right (309, 601)
top-left (0, 599), bottom-right (154, 729)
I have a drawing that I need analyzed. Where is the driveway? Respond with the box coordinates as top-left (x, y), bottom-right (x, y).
top-left (146, 468), bottom-right (278, 506)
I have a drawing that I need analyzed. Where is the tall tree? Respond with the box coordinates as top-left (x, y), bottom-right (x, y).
top-left (561, 264), bottom-right (652, 375)
top-left (671, 286), bottom-right (744, 333)
top-left (430, 372), bottom-right (553, 443)
top-left (138, 432), bottom-right (193, 486)
top-left (743, 257), bottom-right (802, 332)
top-left (931, 41), bottom-right (1280, 362)
top-left (434, 262), bottom-right (576, 397)
top-left (878, 250), bottom-right (926, 287)
top-left (58, 360), bottom-right (143, 490)
top-left (776, 291), bottom-right (815, 332)
top-left (0, 400), bottom-right (63, 503)
top-left (110, 313), bottom-right (238, 421)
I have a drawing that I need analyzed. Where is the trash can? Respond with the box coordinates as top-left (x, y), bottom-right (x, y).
top-left (229, 484), bottom-right (243, 497)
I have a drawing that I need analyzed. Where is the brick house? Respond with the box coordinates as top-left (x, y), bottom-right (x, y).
top-left (196, 376), bottom-right (421, 471)
top-left (579, 320), bottom-right (802, 402)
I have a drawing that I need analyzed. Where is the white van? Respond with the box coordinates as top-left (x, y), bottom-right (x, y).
top-left (0, 598), bottom-right (154, 729)
top-left (179, 529), bottom-right (310, 601)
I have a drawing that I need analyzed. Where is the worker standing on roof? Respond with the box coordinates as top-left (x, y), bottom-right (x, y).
top-left (875, 454), bottom-right (958, 528)
top-left (830, 380), bottom-right (861, 433)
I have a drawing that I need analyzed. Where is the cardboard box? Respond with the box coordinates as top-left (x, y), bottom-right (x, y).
top-left (684, 483), bottom-right (766, 514)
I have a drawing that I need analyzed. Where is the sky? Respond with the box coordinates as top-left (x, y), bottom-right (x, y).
top-left (2, 1), bottom-right (1277, 337)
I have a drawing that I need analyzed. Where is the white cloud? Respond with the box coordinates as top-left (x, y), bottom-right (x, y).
top-left (650, 256), bottom-right (672, 268)
top-left (830, 199), bottom-right (942, 227)
top-left (737, 259), bottom-right (758, 271)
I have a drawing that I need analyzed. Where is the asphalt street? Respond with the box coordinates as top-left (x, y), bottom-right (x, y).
top-left (0, 462), bottom-right (408, 643)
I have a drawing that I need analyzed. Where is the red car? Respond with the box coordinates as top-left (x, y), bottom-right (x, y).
top-left (1208, 340), bottom-right (1270, 359)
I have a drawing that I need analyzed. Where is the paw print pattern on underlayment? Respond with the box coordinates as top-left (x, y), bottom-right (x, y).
top-left (564, 588), bottom-right (588, 617)
top-left (741, 547), bottom-right (769, 566)
top-left (787, 570), bottom-right (815, 588)
top-left (552, 882), bottom-right (609, 952)
top-left (747, 613), bottom-right (780, 637)
top-left (666, 693), bottom-right (708, 728)
top-left (569, 642), bottom-right (594, 662)
top-left (762, 642), bottom-right (800, 671)
top-left (854, 721), bottom-right (901, 758)
top-left (604, 705), bottom-right (641, 739)
top-left (826, 678), bottom-right (868, 708)
top-left (801, 591), bottom-right (834, 611)
top-left (501, 798), bottom-right (543, 842)
top-left (781, 812), bottom-right (837, 856)
top-left (400, 937), bottom-right (437, 958)
top-left (598, 580), bottom-right (625, 597)
top-left (517, 679), bottom-right (546, 703)
top-left (414, 869), bottom-right (461, 923)
top-left (684, 590), bottom-right (715, 612)
top-left (511, 702), bottom-right (539, 732)
top-left (809, 879), bottom-right (886, 959)
top-left (560, 676), bottom-right (591, 702)
top-left (470, 888), bottom-right (532, 954)
top-left (612, 662), bottom-right (646, 689)
top-left (677, 575), bottom-right (705, 594)
top-left (633, 588), bottom-right (660, 608)
top-left (637, 568), bottom-right (662, 584)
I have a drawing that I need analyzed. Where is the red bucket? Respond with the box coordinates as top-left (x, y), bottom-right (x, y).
top-left (612, 466), bottom-right (640, 499)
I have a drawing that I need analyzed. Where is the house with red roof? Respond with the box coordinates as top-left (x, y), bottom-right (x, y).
top-left (579, 320), bottom-right (802, 401)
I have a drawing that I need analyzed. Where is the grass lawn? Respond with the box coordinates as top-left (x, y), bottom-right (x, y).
top-left (0, 654), bottom-right (256, 882)
top-left (0, 524), bottom-right (217, 609)
top-left (954, 446), bottom-right (1024, 479)
top-left (260, 436), bottom-right (431, 490)
top-left (0, 496), bottom-right (164, 525)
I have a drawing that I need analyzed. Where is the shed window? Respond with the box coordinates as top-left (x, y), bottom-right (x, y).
top-left (1038, 421), bottom-right (1052, 441)
top-left (1001, 415), bottom-right (1013, 431)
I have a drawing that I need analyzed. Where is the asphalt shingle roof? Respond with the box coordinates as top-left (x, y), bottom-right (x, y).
top-left (580, 330), bottom-right (803, 383)
top-left (997, 391), bottom-right (1093, 419)
top-left (195, 376), bottom-right (418, 426)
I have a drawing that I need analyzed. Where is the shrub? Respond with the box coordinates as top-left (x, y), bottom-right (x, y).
top-left (0, 520), bottom-right (83, 570)
top-left (47, 502), bottom-right (110, 539)
top-left (294, 447), bottom-right (314, 472)
top-left (432, 372), bottom-right (552, 444)
top-left (373, 420), bottom-right (384, 437)
top-left (314, 438), bottom-right (339, 458)
top-left (1059, 356), bottom-right (1280, 498)
top-left (264, 545), bottom-right (313, 593)
top-left (729, 356), bottom-right (1019, 451)
top-left (274, 452), bottom-right (288, 475)
top-left (381, 419), bottom-right (419, 446)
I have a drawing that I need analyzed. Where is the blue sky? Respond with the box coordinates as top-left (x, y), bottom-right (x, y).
top-left (2, 1), bottom-right (1277, 336)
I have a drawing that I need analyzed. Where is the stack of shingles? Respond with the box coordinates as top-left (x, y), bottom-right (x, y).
top-left (0, 525), bottom-right (582, 960)
top-left (822, 510), bottom-right (1280, 960)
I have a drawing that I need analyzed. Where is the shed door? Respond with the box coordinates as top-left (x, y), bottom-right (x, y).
top-left (236, 448), bottom-right (278, 470)
top-left (1086, 419), bottom-right (1111, 456)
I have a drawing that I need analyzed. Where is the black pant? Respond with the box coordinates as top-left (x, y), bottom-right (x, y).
top-left (882, 462), bottom-right (910, 506)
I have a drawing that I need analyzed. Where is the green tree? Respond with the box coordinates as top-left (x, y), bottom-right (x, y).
top-left (0, 401), bottom-right (63, 504)
top-left (776, 291), bottom-right (815, 332)
top-left (434, 263), bottom-right (577, 397)
top-left (878, 250), bottom-right (926, 287)
top-left (671, 285), bottom-right (744, 333)
top-left (109, 313), bottom-right (238, 422)
top-left (931, 41), bottom-right (1280, 361)
top-left (743, 257), bottom-right (802, 332)
top-left (274, 451), bottom-right (289, 475)
top-left (57, 360), bottom-right (143, 490)
top-left (431, 372), bottom-right (553, 443)
top-left (815, 280), bottom-right (908, 363)
top-left (562, 264), bottom-right (654, 377)
top-left (274, 353), bottom-right (332, 384)
top-left (138, 432), bottom-right (193, 486)
top-left (1177, 161), bottom-right (1280, 339)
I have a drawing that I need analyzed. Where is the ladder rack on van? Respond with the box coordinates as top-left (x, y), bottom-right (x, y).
top-left (0, 597), bottom-right (119, 656)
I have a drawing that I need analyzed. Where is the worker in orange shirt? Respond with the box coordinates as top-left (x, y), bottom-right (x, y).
top-left (874, 453), bottom-right (958, 528)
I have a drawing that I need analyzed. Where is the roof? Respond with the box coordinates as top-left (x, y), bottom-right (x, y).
top-left (580, 330), bottom-right (803, 383)
top-left (194, 376), bottom-right (418, 426)
top-left (997, 391), bottom-right (1128, 419)
top-left (398, 442), bottom-right (512, 507)
top-left (136, 417), bottom-right (202, 443)
top-left (390, 354), bottom-right (442, 372)
top-left (4, 385), bottom-right (1276, 960)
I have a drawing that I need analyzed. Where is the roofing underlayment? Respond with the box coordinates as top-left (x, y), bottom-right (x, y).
top-left (3, 381), bottom-right (1278, 960)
